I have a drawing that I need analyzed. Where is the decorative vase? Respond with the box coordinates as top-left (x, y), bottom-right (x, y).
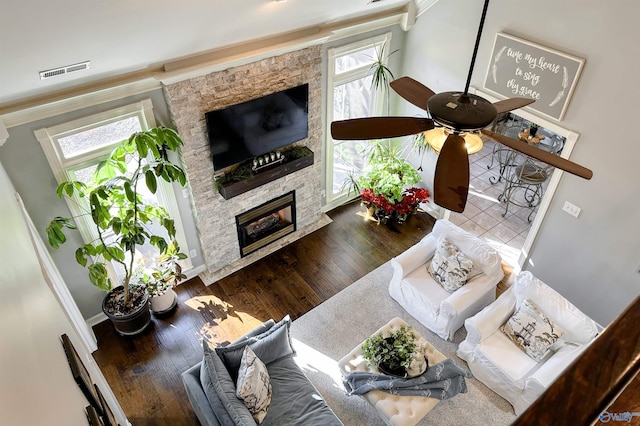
top-left (406, 355), bottom-right (429, 378)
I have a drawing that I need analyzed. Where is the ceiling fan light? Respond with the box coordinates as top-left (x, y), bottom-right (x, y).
top-left (424, 128), bottom-right (483, 155)
top-left (463, 133), bottom-right (484, 155)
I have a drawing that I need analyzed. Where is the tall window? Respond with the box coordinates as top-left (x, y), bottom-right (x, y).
top-left (36, 99), bottom-right (192, 285)
top-left (324, 32), bottom-right (392, 210)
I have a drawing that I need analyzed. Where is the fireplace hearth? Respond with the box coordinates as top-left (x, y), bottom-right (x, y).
top-left (236, 191), bottom-right (296, 257)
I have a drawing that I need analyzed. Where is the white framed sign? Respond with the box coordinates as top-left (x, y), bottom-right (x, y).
top-left (484, 32), bottom-right (585, 121)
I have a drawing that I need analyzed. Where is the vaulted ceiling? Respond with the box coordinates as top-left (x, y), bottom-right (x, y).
top-left (0, 0), bottom-right (412, 108)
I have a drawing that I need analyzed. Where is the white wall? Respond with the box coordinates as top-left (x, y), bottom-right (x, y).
top-left (0, 162), bottom-right (127, 425)
top-left (399, 0), bottom-right (640, 325)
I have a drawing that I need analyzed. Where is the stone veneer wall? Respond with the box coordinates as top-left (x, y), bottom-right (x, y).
top-left (164, 46), bottom-right (328, 284)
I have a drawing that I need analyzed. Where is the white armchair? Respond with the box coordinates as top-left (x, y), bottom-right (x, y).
top-left (456, 271), bottom-right (599, 415)
top-left (389, 219), bottom-right (504, 341)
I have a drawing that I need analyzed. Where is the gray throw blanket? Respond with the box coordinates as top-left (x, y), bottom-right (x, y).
top-left (343, 358), bottom-right (472, 400)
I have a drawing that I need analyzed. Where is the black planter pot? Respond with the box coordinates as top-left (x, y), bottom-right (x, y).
top-left (102, 286), bottom-right (151, 336)
top-left (378, 362), bottom-right (407, 377)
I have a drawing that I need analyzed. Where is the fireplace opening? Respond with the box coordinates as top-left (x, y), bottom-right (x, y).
top-left (236, 191), bottom-right (296, 257)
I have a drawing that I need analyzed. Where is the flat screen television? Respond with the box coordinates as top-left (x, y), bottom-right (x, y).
top-left (206, 83), bottom-right (309, 170)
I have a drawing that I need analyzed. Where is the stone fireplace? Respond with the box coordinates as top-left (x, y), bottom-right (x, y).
top-left (163, 45), bottom-right (328, 284)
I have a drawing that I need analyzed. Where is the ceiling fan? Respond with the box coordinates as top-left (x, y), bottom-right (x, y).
top-left (330, 0), bottom-right (593, 213)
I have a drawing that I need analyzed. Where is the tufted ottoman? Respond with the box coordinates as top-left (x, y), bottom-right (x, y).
top-left (337, 317), bottom-right (447, 426)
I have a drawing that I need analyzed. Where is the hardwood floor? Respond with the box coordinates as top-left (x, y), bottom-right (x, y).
top-left (92, 200), bottom-right (435, 425)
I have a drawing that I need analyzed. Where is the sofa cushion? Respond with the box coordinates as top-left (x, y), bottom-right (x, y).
top-left (236, 347), bottom-right (272, 424)
top-left (216, 316), bottom-right (296, 381)
top-left (473, 331), bottom-right (539, 398)
top-left (202, 342), bottom-right (257, 426)
top-left (428, 237), bottom-right (474, 292)
top-left (261, 357), bottom-right (343, 426)
top-left (501, 299), bottom-right (565, 362)
top-left (234, 319), bottom-right (276, 343)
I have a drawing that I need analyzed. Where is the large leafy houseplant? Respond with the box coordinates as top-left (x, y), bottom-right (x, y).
top-left (46, 126), bottom-right (188, 331)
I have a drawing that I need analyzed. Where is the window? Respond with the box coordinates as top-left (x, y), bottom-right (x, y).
top-left (36, 99), bottom-right (192, 285)
top-left (324, 33), bottom-right (392, 211)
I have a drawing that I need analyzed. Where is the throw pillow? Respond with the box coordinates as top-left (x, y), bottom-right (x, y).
top-left (216, 315), bottom-right (295, 381)
top-left (201, 342), bottom-right (257, 426)
top-left (501, 298), bottom-right (565, 362)
top-left (236, 346), bottom-right (272, 424)
top-left (428, 237), bottom-right (474, 292)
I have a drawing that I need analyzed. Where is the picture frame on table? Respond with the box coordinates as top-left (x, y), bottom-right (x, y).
top-left (61, 334), bottom-right (102, 415)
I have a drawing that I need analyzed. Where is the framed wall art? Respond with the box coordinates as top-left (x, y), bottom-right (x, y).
top-left (61, 334), bottom-right (102, 415)
top-left (484, 32), bottom-right (585, 121)
top-left (95, 384), bottom-right (119, 426)
top-left (85, 405), bottom-right (105, 426)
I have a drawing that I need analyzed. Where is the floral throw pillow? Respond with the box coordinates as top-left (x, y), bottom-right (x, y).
top-left (501, 298), bottom-right (565, 362)
top-left (428, 237), bottom-right (474, 292)
top-left (236, 346), bottom-right (272, 424)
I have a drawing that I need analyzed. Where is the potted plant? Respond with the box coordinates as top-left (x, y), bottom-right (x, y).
top-left (351, 141), bottom-right (429, 224)
top-left (362, 325), bottom-right (428, 378)
top-left (46, 126), bottom-right (189, 336)
top-left (134, 241), bottom-right (187, 314)
top-left (367, 40), bottom-right (398, 116)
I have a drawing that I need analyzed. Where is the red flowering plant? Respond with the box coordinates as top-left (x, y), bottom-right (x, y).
top-left (361, 187), bottom-right (430, 224)
top-left (352, 142), bottom-right (430, 224)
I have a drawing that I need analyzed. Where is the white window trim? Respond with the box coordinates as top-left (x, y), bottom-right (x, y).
top-left (35, 99), bottom-right (192, 289)
top-left (323, 32), bottom-right (393, 211)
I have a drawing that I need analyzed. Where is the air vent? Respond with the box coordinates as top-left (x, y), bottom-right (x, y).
top-left (39, 61), bottom-right (91, 80)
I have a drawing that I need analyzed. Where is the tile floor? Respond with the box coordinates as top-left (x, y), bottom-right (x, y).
top-left (447, 137), bottom-right (551, 267)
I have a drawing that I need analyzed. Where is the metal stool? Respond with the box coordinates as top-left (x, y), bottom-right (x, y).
top-left (488, 125), bottom-right (521, 184)
top-left (498, 151), bottom-right (550, 222)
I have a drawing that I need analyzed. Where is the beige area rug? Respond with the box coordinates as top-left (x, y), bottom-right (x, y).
top-left (290, 261), bottom-right (517, 426)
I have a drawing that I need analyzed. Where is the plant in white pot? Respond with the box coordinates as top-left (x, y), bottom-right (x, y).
top-left (46, 126), bottom-right (189, 336)
top-left (134, 242), bottom-right (187, 314)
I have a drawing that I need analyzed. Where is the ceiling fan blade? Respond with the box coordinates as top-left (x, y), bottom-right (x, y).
top-left (331, 117), bottom-right (434, 140)
top-left (390, 77), bottom-right (436, 111)
top-left (434, 134), bottom-right (470, 213)
top-left (492, 97), bottom-right (535, 114)
top-left (482, 129), bottom-right (593, 179)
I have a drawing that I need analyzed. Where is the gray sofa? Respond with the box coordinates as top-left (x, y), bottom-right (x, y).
top-left (182, 316), bottom-right (342, 426)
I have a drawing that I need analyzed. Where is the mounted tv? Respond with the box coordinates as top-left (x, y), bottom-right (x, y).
top-left (206, 83), bottom-right (309, 170)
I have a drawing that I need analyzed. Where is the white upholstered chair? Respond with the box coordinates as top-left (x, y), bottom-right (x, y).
top-left (456, 271), bottom-right (599, 415)
top-left (388, 219), bottom-right (504, 341)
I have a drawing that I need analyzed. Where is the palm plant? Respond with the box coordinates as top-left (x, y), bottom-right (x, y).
top-left (368, 41), bottom-right (398, 116)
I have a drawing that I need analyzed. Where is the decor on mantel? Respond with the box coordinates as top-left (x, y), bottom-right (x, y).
top-left (351, 141), bottom-right (429, 225)
top-left (215, 145), bottom-right (314, 200)
top-left (46, 126), bottom-right (189, 336)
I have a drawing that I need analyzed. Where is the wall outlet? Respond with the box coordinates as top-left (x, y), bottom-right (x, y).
top-left (562, 201), bottom-right (581, 218)
top-left (189, 249), bottom-right (197, 258)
